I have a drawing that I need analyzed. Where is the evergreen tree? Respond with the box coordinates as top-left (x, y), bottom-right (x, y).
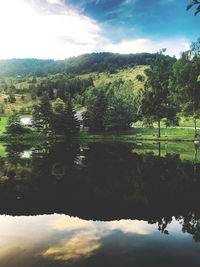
top-left (6, 112), bottom-right (31, 135)
top-left (103, 96), bottom-right (132, 131)
top-left (62, 100), bottom-right (80, 135)
top-left (83, 89), bottom-right (107, 132)
top-left (52, 99), bottom-right (80, 135)
top-left (32, 93), bottom-right (53, 135)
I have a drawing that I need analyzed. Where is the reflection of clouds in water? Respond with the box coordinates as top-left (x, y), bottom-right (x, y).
top-left (50, 216), bottom-right (156, 235)
top-left (45, 216), bottom-right (100, 262)
top-left (105, 219), bottom-right (157, 235)
top-left (0, 214), bottom-right (192, 266)
top-left (43, 230), bottom-right (100, 262)
top-left (50, 216), bottom-right (95, 231)
top-left (43, 216), bottom-right (157, 262)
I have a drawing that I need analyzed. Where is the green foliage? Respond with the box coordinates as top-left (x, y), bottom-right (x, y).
top-left (6, 112), bottom-right (31, 135)
top-left (8, 93), bottom-right (16, 103)
top-left (83, 80), bottom-right (138, 132)
top-left (104, 96), bottom-right (132, 131)
top-left (139, 51), bottom-right (177, 137)
top-left (172, 39), bottom-right (200, 137)
top-left (51, 99), bottom-right (80, 135)
top-left (83, 89), bottom-right (107, 132)
top-left (136, 74), bottom-right (145, 82)
top-left (52, 97), bottom-right (66, 113)
top-left (187, 0), bottom-right (200, 15)
top-left (32, 93), bottom-right (53, 134)
top-left (19, 106), bottom-right (27, 114)
top-left (21, 95), bottom-right (25, 101)
top-left (0, 104), bottom-right (5, 114)
top-left (0, 53), bottom-right (175, 77)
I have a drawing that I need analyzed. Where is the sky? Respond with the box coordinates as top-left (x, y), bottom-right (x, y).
top-left (0, 0), bottom-right (199, 59)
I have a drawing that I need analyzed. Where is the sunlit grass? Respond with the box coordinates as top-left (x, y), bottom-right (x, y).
top-left (0, 116), bottom-right (8, 135)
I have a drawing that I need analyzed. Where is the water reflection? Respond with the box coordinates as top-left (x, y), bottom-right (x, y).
top-left (0, 141), bottom-right (200, 252)
top-left (0, 214), bottom-right (200, 267)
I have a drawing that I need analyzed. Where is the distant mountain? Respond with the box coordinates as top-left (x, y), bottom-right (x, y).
top-left (0, 52), bottom-right (176, 77)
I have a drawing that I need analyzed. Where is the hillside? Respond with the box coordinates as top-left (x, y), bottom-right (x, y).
top-left (0, 52), bottom-right (175, 77)
top-left (0, 65), bottom-right (147, 114)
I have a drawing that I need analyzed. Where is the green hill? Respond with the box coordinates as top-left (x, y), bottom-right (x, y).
top-left (0, 65), bottom-right (148, 114)
top-left (0, 52), bottom-right (175, 77)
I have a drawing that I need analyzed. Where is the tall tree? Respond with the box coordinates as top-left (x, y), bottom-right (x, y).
top-left (32, 93), bottom-right (53, 135)
top-left (83, 89), bottom-right (107, 132)
top-left (51, 98), bottom-right (80, 136)
top-left (139, 51), bottom-right (177, 137)
top-left (173, 49), bottom-right (200, 137)
top-left (6, 112), bottom-right (31, 135)
top-left (103, 96), bottom-right (132, 131)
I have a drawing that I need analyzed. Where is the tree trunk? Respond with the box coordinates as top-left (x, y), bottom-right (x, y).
top-left (194, 143), bottom-right (198, 174)
top-left (165, 126), bottom-right (167, 137)
top-left (194, 117), bottom-right (197, 138)
top-left (158, 120), bottom-right (161, 137)
top-left (158, 142), bottom-right (161, 157)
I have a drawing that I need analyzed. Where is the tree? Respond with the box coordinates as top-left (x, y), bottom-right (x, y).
top-left (139, 51), bottom-right (177, 137)
top-left (6, 112), bottom-right (31, 135)
top-left (136, 74), bottom-right (145, 82)
top-left (173, 51), bottom-right (200, 137)
top-left (187, 0), bottom-right (200, 15)
top-left (83, 89), bottom-right (107, 132)
top-left (32, 93), bottom-right (53, 135)
top-left (8, 92), bottom-right (16, 103)
top-left (103, 96), bottom-right (132, 131)
top-left (52, 97), bottom-right (66, 113)
top-left (52, 99), bottom-right (80, 135)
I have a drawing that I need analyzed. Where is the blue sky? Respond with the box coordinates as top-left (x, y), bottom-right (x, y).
top-left (68, 0), bottom-right (198, 41)
top-left (0, 0), bottom-right (198, 59)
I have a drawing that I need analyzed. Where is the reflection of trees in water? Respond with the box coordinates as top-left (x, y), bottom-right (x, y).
top-left (1, 141), bottom-right (200, 241)
top-left (181, 213), bottom-right (200, 242)
top-left (150, 213), bottom-right (200, 242)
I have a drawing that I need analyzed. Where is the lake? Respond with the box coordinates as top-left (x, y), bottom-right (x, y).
top-left (0, 140), bottom-right (200, 266)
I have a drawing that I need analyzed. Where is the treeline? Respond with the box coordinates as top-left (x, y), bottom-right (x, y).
top-left (0, 52), bottom-right (173, 76)
top-left (29, 74), bottom-right (94, 102)
top-left (6, 94), bottom-right (80, 137)
top-left (83, 41), bottom-right (200, 136)
top-left (3, 39), bottom-right (200, 137)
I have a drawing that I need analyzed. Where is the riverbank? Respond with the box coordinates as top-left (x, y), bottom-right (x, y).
top-left (0, 127), bottom-right (199, 142)
top-left (77, 127), bottom-right (200, 142)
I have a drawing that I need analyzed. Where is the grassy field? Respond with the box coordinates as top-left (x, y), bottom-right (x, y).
top-left (78, 127), bottom-right (199, 142)
top-left (132, 141), bottom-right (199, 162)
top-left (0, 117), bottom-right (8, 135)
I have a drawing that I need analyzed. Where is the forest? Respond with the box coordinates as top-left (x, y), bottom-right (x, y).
top-left (0, 39), bottom-right (199, 139)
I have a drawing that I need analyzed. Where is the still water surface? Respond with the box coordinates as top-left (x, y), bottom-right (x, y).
top-left (0, 141), bottom-right (200, 266)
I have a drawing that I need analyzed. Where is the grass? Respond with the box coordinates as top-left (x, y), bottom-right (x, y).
top-left (0, 143), bottom-right (7, 157)
top-left (77, 127), bottom-right (199, 142)
top-left (0, 114), bottom-right (199, 142)
top-left (132, 141), bottom-right (199, 162)
top-left (0, 116), bottom-right (8, 135)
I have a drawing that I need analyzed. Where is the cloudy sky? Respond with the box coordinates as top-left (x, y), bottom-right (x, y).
top-left (0, 0), bottom-right (199, 59)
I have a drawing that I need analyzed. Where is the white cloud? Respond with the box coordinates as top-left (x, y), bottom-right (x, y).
top-left (0, 0), bottom-right (105, 59)
top-left (105, 38), bottom-right (190, 58)
top-left (105, 219), bottom-right (156, 235)
top-left (0, 0), bottom-right (190, 59)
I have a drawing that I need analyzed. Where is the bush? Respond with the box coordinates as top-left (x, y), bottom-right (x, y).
top-left (6, 112), bottom-right (32, 135)
top-left (6, 123), bottom-right (32, 134)
top-left (19, 107), bottom-right (27, 114)
top-left (8, 94), bottom-right (16, 103)
top-left (136, 74), bottom-right (145, 82)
